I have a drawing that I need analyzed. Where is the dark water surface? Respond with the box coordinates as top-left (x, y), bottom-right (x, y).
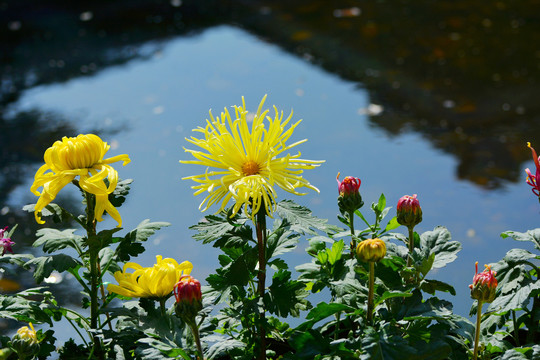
top-left (2, 0), bottom-right (540, 339)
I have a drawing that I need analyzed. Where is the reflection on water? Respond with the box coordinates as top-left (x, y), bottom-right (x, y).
top-left (2, 0), bottom-right (540, 336)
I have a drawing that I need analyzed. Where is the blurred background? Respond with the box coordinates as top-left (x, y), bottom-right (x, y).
top-left (2, 0), bottom-right (540, 343)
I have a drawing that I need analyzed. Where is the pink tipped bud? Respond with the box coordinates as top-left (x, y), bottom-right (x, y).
top-left (174, 275), bottom-right (202, 324)
top-left (336, 173), bottom-right (363, 214)
top-left (356, 238), bottom-right (387, 263)
top-left (469, 262), bottom-right (497, 303)
top-left (0, 226), bottom-right (14, 256)
top-left (397, 194), bottom-right (422, 228)
top-left (525, 142), bottom-right (540, 199)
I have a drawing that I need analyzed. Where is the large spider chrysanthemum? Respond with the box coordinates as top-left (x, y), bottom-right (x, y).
top-left (30, 134), bottom-right (130, 226)
top-left (181, 95), bottom-right (324, 218)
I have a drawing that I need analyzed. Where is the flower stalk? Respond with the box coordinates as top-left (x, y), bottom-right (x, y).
top-left (396, 194), bottom-right (422, 266)
top-left (255, 209), bottom-right (267, 360)
top-left (367, 261), bottom-right (375, 324)
top-left (469, 262), bottom-right (497, 360)
top-left (356, 238), bottom-right (386, 324)
top-left (473, 300), bottom-right (483, 360)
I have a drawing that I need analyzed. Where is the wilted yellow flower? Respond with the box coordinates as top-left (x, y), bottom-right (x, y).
top-left (30, 134), bottom-right (130, 227)
top-left (181, 95), bottom-right (324, 218)
top-left (107, 256), bottom-right (193, 299)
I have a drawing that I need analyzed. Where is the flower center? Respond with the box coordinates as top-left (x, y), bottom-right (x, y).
top-left (242, 160), bottom-right (260, 176)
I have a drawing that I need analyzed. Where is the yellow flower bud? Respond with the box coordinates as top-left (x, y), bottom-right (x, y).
top-left (356, 238), bottom-right (386, 262)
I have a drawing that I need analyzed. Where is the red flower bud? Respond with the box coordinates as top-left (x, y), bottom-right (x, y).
top-left (397, 194), bottom-right (422, 228)
top-left (336, 173), bottom-right (363, 214)
top-left (174, 275), bottom-right (202, 324)
top-left (469, 262), bottom-right (497, 303)
top-left (356, 238), bottom-right (387, 262)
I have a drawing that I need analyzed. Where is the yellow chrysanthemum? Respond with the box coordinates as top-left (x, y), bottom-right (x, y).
top-left (180, 95), bottom-right (324, 218)
top-left (107, 255), bottom-right (193, 299)
top-left (30, 134), bottom-right (130, 227)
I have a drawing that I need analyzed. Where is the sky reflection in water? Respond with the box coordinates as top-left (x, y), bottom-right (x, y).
top-left (10, 25), bottom-right (540, 322)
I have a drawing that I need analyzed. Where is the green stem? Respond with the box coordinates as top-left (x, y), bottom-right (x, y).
top-left (189, 322), bottom-right (204, 360)
top-left (348, 210), bottom-right (356, 258)
top-left (512, 310), bottom-right (520, 346)
top-left (85, 192), bottom-right (103, 360)
top-left (473, 300), bottom-right (483, 360)
top-left (367, 262), bottom-right (375, 324)
top-left (255, 210), bottom-right (267, 360)
top-left (527, 295), bottom-right (539, 344)
top-left (159, 298), bottom-right (167, 318)
top-left (406, 226), bottom-right (415, 267)
top-left (334, 311), bottom-right (341, 340)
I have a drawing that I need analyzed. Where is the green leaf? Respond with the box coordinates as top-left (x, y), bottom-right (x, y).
top-left (275, 200), bottom-right (335, 235)
top-left (116, 220), bottom-right (170, 261)
top-left (305, 302), bottom-right (354, 323)
top-left (501, 229), bottom-right (540, 251)
top-left (503, 248), bottom-right (538, 264)
top-left (32, 228), bottom-right (85, 253)
top-left (374, 290), bottom-right (413, 307)
top-left (206, 338), bottom-right (245, 360)
top-left (419, 279), bottom-right (456, 296)
top-left (361, 326), bottom-right (418, 360)
top-left (499, 349), bottom-right (530, 360)
top-left (0, 253), bottom-right (33, 267)
top-left (0, 288), bottom-right (54, 325)
top-left (123, 219), bottom-right (170, 243)
top-left (25, 254), bottom-right (82, 283)
top-left (419, 226), bottom-right (461, 269)
top-left (266, 223), bottom-right (300, 260)
top-left (190, 212), bottom-right (252, 247)
top-left (327, 240), bottom-right (344, 266)
top-left (266, 270), bottom-right (310, 317)
top-left (109, 178), bottom-right (133, 208)
top-left (488, 281), bottom-right (540, 313)
top-left (384, 216), bottom-right (400, 232)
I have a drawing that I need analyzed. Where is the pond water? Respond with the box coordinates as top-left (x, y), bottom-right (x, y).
top-left (2, 0), bottom-right (540, 343)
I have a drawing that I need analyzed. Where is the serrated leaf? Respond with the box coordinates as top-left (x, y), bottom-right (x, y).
top-left (109, 179), bottom-right (133, 207)
top-left (0, 253), bottom-right (33, 267)
top-left (25, 254), bottom-right (82, 283)
top-left (206, 338), bottom-right (245, 359)
top-left (124, 220), bottom-right (170, 243)
top-left (266, 270), bottom-right (310, 317)
top-left (275, 200), bottom-right (334, 235)
top-left (327, 240), bottom-right (344, 266)
top-left (0, 290), bottom-right (54, 325)
top-left (503, 248), bottom-right (538, 264)
top-left (419, 279), bottom-right (456, 296)
top-left (190, 213), bottom-right (252, 246)
top-left (361, 326), bottom-right (418, 360)
top-left (305, 302), bottom-right (354, 323)
top-left (116, 220), bottom-right (169, 262)
top-left (499, 349), bottom-right (530, 360)
top-left (33, 228), bottom-right (85, 253)
top-left (488, 281), bottom-right (540, 313)
top-left (501, 229), bottom-right (540, 250)
top-left (419, 226), bottom-right (461, 269)
top-left (266, 224), bottom-right (300, 260)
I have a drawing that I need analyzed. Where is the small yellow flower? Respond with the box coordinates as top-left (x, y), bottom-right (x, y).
top-left (30, 134), bottom-right (130, 227)
top-left (107, 256), bottom-right (193, 299)
top-left (15, 322), bottom-right (37, 344)
top-left (181, 95), bottom-right (324, 218)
